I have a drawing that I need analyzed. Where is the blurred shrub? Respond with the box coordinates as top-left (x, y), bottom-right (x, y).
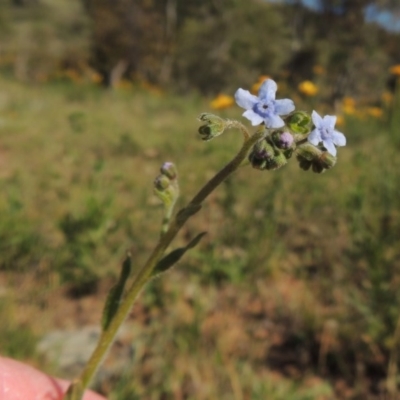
top-left (173, 1), bottom-right (291, 94)
top-left (0, 180), bottom-right (44, 272)
top-left (81, 0), bottom-right (168, 86)
top-left (1, 0), bottom-right (400, 107)
top-left (344, 147), bottom-right (400, 347)
top-left (0, 0), bottom-right (90, 81)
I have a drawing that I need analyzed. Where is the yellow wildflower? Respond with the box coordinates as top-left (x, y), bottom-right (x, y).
top-left (64, 68), bottom-right (82, 83)
top-left (312, 65), bottom-right (325, 75)
top-left (140, 80), bottom-right (163, 95)
top-left (389, 64), bottom-right (400, 76)
top-left (210, 94), bottom-right (235, 110)
top-left (343, 97), bottom-right (355, 107)
top-left (115, 79), bottom-right (133, 90)
top-left (298, 80), bottom-right (318, 96)
top-left (90, 71), bottom-right (103, 84)
top-left (366, 107), bottom-right (383, 118)
top-left (335, 115), bottom-right (345, 127)
top-left (381, 91), bottom-right (393, 105)
top-left (342, 97), bottom-right (356, 115)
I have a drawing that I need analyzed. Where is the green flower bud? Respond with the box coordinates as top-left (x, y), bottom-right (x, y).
top-left (248, 139), bottom-right (274, 170)
top-left (198, 113), bottom-right (226, 141)
top-left (286, 111), bottom-right (312, 134)
top-left (154, 174), bottom-right (179, 208)
top-left (283, 147), bottom-right (294, 160)
top-left (154, 175), bottom-right (170, 191)
top-left (312, 162), bottom-right (324, 173)
top-left (317, 151), bottom-right (337, 170)
top-left (296, 145), bottom-right (337, 174)
top-left (248, 139), bottom-right (287, 171)
top-left (310, 151), bottom-right (337, 173)
top-left (267, 151), bottom-right (288, 171)
top-left (296, 155), bottom-right (312, 171)
top-left (296, 142), bottom-right (323, 161)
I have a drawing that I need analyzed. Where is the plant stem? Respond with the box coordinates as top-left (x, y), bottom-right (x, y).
top-left (73, 128), bottom-right (263, 393)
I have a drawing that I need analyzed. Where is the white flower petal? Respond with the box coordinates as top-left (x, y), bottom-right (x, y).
top-left (235, 89), bottom-right (258, 110)
top-left (323, 115), bottom-right (337, 130)
top-left (274, 99), bottom-right (295, 115)
top-left (308, 129), bottom-right (321, 146)
top-left (323, 139), bottom-right (337, 156)
top-left (311, 110), bottom-right (323, 128)
top-left (258, 79), bottom-right (277, 100)
top-left (265, 114), bottom-right (285, 128)
top-left (243, 109), bottom-right (264, 126)
top-left (332, 130), bottom-right (346, 146)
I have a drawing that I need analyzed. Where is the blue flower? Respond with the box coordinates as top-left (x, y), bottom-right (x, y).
top-left (235, 79), bottom-right (295, 128)
top-left (308, 111), bottom-right (346, 156)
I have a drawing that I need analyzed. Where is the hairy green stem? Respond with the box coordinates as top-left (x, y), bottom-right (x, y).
top-left (71, 128), bottom-right (263, 394)
top-left (225, 120), bottom-right (251, 141)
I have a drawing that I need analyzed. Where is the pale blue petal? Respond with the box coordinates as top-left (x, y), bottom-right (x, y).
top-left (308, 129), bottom-right (321, 145)
top-left (235, 89), bottom-right (258, 110)
top-left (323, 139), bottom-right (337, 156)
top-left (332, 130), bottom-right (346, 146)
top-left (243, 109), bottom-right (264, 126)
top-left (258, 79), bottom-right (277, 100)
top-left (265, 114), bottom-right (285, 128)
top-left (311, 110), bottom-right (323, 128)
top-left (323, 115), bottom-right (337, 130)
top-left (274, 99), bottom-right (295, 115)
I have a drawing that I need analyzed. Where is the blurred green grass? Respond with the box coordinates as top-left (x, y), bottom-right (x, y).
top-left (1, 76), bottom-right (400, 399)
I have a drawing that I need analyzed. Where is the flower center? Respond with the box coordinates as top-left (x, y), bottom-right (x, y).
top-left (253, 100), bottom-right (275, 118)
top-left (320, 127), bottom-right (331, 140)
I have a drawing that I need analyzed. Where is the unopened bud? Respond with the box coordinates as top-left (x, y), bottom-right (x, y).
top-left (154, 175), bottom-right (170, 191)
top-left (286, 111), bottom-right (312, 134)
top-left (296, 147), bottom-right (337, 173)
top-left (312, 162), bottom-right (324, 174)
top-left (271, 131), bottom-right (294, 150)
top-left (296, 142), bottom-right (323, 161)
top-left (160, 162), bottom-right (177, 180)
top-left (154, 174), bottom-right (179, 208)
top-left (317, 151), bottom-right (337, 170)
top-left (198, 113), bottom-right (226, 141)
top-left (248, 140), bottom-right (274, 170)
top-left (266, 151), bottom-right (288, 170)
top-left (249, 139), bottom-right (288, 171)
top-left (297, 155), bottom-right (312, 171)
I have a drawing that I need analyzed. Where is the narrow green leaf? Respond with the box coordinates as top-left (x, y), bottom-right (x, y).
top-left (152, 232), bottom-right (207, 277)
top-left (101, 253), bottom-right (132, 331)
top-left (64, 380), bottom-right (84, 400)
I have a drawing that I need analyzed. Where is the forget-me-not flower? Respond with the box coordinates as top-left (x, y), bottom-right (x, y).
top-left (235, 79), bottom-right (295, 128)
top-left (308, 111), bottom-right (346, 156)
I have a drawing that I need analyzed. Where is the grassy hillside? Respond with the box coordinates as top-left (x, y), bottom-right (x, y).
top-left (1, 76), bottom-right (400, 399)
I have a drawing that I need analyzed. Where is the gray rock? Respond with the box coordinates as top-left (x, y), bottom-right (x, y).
top-left (37, 324), bottom-right (136, 385)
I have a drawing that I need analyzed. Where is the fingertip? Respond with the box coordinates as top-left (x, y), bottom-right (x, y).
top-left (0, 357), bottom-right (106, 400)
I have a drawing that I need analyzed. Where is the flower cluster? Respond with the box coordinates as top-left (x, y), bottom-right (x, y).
top-left (223, 78), bottom-right (345, 173)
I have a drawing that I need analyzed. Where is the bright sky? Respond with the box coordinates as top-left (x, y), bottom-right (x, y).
top-left (267, 0), bottom-right (400, 32)
top-left (365, 4), bottom-right (400, 32)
